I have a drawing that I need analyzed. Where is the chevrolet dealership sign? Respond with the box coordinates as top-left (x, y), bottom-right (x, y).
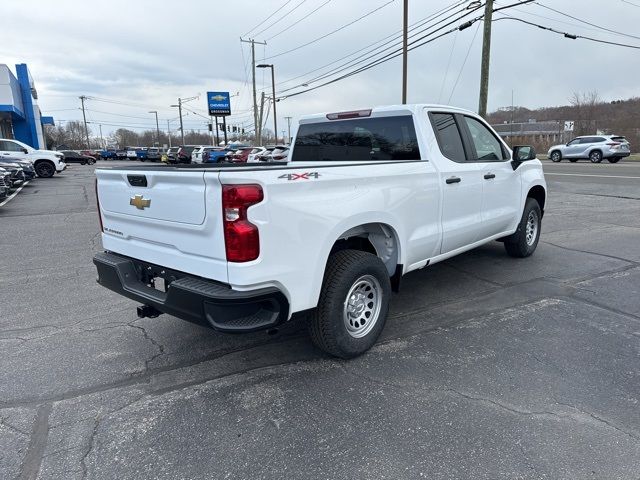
top-left (207, 91), bottom-right (231, 116)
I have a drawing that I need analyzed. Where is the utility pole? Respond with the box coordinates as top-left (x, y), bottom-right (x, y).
top-left (257, 64), bottom-right (277, 146)
top-left (215, 116), bottom-right (220, 146)
top-left (149, 111), bottom-right (160, 146)
top-left (178, 99), bottom-right (184, 145)
top-left (79, 95), bottom-right (90, 148)
top-left (240, 38), bottom-right (267, 143)
top-left (99, 124), bottom-right (104, 149)
top-left (222, 116), bottom-right (228, 145)
top-left (402, 0), bottom-right (408, 104)
top-left (478, 0), bottom-right (493, 118)
top-left (166, 119), bottom-right (172, 148)
top-left (284, 116), bottom-right (292, 144)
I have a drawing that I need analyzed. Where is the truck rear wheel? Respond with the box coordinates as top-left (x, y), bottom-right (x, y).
top-left (504, 198), bottom-right (542, 258)
top-left (309, 250), bottom-right (391, 358)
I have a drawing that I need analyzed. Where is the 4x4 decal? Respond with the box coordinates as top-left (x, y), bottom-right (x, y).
top-left (278, 172), bottom-right (321, 181)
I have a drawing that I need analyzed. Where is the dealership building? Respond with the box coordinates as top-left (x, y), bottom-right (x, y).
top-left (0, 63), bottom-right (54, 149)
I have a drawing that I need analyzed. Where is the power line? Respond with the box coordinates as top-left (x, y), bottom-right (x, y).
top-left (263, 0), bottom-right (466, 93)
top-left (252, 0), bottom-right (310, 38)
top-left (264, 0), bottom-right (396, 60)
top-left (448, 22), bottom-right (481, 103)
top-left (242, 0), bottom-right (293, 37)
top-left (278, 1), bottom-right (482, 96)
top-left (536, 2), bottom-right (640, 41)
top-left (279, 0), bottom-right (533, 99)
top-left (621, 0), bottom-right (640, 7)
top-left (494, 15), bottom-right (640, 50)
top-left (266, 0), bottom-right (334, 41)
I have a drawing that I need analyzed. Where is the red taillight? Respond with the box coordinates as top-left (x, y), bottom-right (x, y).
top-left (326, 109), bottom-right (372, 120)
top-left (222, 184), bottom-right (263, 262)
top-left (95, 178), bottom-right (103, 232)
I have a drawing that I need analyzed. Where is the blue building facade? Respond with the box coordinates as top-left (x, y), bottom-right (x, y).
top-left (0, 63), bottom-right (53, 149)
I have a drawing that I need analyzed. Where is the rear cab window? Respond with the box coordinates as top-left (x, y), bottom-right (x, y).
top-left (291, 115), bottom-right (421, 162)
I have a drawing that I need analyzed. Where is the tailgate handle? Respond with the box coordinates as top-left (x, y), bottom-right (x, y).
top-left (127, 175), bottom-right (147, 187)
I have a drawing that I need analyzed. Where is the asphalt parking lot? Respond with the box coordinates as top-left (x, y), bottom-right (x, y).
top-left (1, 160), bottom-right (639, 479)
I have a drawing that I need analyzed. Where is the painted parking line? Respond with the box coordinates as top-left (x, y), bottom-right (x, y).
top-left (545, 173), bottom-right (640, 179)
top-left (0, 180), bottom-right (30, 207)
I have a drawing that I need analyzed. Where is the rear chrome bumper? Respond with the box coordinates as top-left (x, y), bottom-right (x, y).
top-left (93, 251), bottom-right (289, 333)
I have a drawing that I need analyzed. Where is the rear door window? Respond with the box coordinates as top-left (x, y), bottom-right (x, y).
top-left (292, 115), bottom-right (420, 162)
top-left (429, 113), bottom-right (466, 162)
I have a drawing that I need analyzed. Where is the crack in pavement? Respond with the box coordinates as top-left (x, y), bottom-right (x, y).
top-left (446, 389), bottom-right (640, 441)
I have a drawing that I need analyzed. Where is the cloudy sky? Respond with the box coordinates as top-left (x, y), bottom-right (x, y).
top-left (4, 0), bottom-right (639, 138)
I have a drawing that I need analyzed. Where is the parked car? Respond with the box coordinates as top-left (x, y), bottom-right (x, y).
top-left (164, 147), bottom-right (180, 163)
top-left (230, 147), bottom-right (255, 163)
top-left (253, 145), bottom-right (279, 162)
top-left (191, 146), bottom-right (211, 163)
top-left (80, 150), bottom-right (101, 160)
top-left (100, 149), bottom-right (117, 160)
top-left (136, 149), bottom-right (149, 161)
top-left (203, 147), bottom-right (233, 163)
top-left (548, 135), bottom-right (631, 163)
top-left (0, 168), bottom-right (10, 200)
top-left (0, 158), bottom-right (36, 180)
top-left (146, 148), bottom-right (161, 162)
top-left (0, 163), bottom-right (26, 188)
top-left (176, 146), bottom-right (198, 164)
top-left (247, 147), bottom-right (267, 163)
top-left (0, 138), bottom-right (66, 178)
top-left (93, 104), bottom-right (546, 358)
top-left (115, 149), bottom-right (128, 160)
top-left (60, 150), bottom-right (96, 165)
top-left (264, 146), bottom-right (290, 162)
top-left (126, 147), bottom-right (138, 160)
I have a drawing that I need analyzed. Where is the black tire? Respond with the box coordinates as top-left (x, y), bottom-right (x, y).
top-left (608, 157), bottom-right (620, 163)
top-left (35, 161), bottom-right (55, 178)
top-left (589, 150), bottom-right (603, 163)
top-left (309, 250), bottom-right (391, 358)
top-left (504, 198), bottom-right (542, 258)
top-left (550, 151), bottom-right (562, 162)
top-left (569, 159), bottom-right (578, 163)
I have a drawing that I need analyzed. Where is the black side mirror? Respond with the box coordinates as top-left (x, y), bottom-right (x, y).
top-left (22, 148), bottom-right (28, 154)
top-left (511, 145), bottom-right (537, 170)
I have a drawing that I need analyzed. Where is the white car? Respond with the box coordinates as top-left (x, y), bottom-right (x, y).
top-left (191, 146), bottom-right (211, 163)
top-left (94, 104), bottom-right (546, 358)
top-left (246, 147), bottom-right (267, 163)
top-left (0, 138), bottom-right (66, 178)
top-left (548, 135), bottom-right (631, 163)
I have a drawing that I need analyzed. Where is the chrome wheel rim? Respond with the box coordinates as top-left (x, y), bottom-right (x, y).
top-left (551, 152), bottom-right (560, 161)
top-left (343, 275), bottom-right (382, 338)
top-left (590, 152), bottom-right (601, 162)
top-left (526, 211), bottom-right (539, 246)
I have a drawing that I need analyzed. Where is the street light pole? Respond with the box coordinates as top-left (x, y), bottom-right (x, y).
top-left (257, 64), bottom-right (277, 145)
top-left (149, 111), bottom-right (160, 146)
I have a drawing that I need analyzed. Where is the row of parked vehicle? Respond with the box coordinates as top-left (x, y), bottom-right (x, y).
top-left (96, 144), bottom-right (291, 164)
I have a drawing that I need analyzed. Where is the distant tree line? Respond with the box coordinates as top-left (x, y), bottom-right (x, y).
top-left (44, 121), bottom-right (276, 149)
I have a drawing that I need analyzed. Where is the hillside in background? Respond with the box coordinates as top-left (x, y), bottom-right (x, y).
top-left (487, 95), bottom-right (640, 153)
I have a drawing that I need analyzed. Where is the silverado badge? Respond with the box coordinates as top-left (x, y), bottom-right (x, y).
top-left (130, 194), bottom-right (151, 210)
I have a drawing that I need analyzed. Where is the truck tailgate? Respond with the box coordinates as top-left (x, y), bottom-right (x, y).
top-left (96, 169), bottom-right (228, 282)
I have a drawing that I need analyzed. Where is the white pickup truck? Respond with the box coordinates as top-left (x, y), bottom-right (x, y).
top-left (94, 104), bottom-right (547, 358)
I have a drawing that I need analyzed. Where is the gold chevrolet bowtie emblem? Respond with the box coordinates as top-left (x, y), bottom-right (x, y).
top-left (211, 95), bottom-right (226, 101)
top-left (130, 194), bottom-right (151, 210)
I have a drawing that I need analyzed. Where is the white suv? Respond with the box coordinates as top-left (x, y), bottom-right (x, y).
top-left (548, 135), bottom-right (631, 163)
top-left (0, 139), bottom-right (66, 177)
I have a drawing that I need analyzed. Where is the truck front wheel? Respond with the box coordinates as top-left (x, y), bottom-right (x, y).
top-left (309, 250), bottom-right (391, 358)
top-left (504, 198), bottom-right (542, 258)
